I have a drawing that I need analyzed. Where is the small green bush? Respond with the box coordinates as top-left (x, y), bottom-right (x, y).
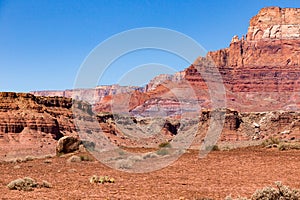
top-left (158, 141), bottom-right (171, 148)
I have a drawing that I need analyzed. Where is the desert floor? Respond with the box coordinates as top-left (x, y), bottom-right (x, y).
top-left (1, 147), bottom-right (300, 200)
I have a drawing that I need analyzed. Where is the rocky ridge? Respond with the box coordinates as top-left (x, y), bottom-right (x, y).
top-left (31, 84), bottom-right (144, 105)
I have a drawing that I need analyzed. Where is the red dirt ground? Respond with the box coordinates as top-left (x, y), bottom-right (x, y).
top-left (1, 147), bottom-right (300, 200)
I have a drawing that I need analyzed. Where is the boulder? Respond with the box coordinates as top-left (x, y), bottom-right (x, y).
top-left (56, 136), bottom-right (81, 154)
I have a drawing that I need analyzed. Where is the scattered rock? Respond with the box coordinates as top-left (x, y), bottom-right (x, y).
top-left (253, 123), bottom-right (260, 128)
top-left (56, 136), bottom-right (81, 154)
top-left (13, 165), bottom-right (21, 169)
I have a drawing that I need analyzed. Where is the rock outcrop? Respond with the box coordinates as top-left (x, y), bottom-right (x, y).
top-left (56, 136), bottom-right (81, 154)
top-left (247, 7), bottom-right (300, 41)
top-left (0, 92), bottom-right (91, 160)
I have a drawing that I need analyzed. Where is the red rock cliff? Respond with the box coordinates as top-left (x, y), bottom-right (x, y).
top-left (184, 7), bottom-right (300, 112)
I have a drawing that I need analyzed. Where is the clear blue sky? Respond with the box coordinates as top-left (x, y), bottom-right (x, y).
top-left (0, 0), bottom-right (299, 92)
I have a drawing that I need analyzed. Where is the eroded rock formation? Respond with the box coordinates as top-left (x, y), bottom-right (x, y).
top-left (0, 92), bottom-right (92, 160)
top-left (2, 7), bottom-right (299, 155)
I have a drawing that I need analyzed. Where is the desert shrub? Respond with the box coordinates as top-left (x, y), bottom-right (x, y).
top-left (156, 149), bottom-right (169, 156)
top-left (204, 145), bottom-right (220, 151)
top-left (143, 152), bottom-right (158, 159)
top-left (158, 141), bottom-right (171, 148)
top-left (115, 159), bottom-right (133, 169)
top-left (7, 177), bottom-right (51, 191)
top-left (89, 175), bottom-right (99, 183)
top-left (79, 155), bottom-right (93, 161)
top-left (225, 182), bottom-right (300, 200)
top-left (252, 181), bottom-right (300, 200)
top-left (290, 143), bottom-right (300, 150)
top-left (41, 180), bottom-right (52, 188)
top-left (211, 145), bottom-right (220, 151)
top-left (278, 143), bottom-right (300, 151)
top-left (278, 143), bottom-right (288, 151)
top-left (89, 175), bottom-right (115, 184)
top-left (128, 155), bottom-right (143, 162)
top-left (262, 137), bottom-right (281, 147)
top-left (7, 177), bottom-right (36, 191)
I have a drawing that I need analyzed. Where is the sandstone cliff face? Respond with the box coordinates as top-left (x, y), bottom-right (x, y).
top-left (0, 92), bottom-right (83, 159)
top-left (184, 7), bottom-right (300, 112)
top-left (247, 7), bottom-right (300, 41)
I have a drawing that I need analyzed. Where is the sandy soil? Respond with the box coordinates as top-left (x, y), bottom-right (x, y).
top-left (1, 147), bottom-right (300, 200)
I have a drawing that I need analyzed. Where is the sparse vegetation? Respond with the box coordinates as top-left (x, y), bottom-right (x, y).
top-left (211, 145), bottom-right (220, 151)
top-left (225, 182), bottom-right (300, 200)
top-left (89, 175), bottom-right (115, 184)
top-left (115, 159), bottom-right (133, 169)
top-left (79, 155), bottom-right (93, 161)
top-left (204, 145), bottom-right (220, 151)
top-left (7, 177), bottom-right (52, 191)
top-left (41, 180), bottom-right (52, 188)
top-left (128, 155), bottom-right (143, 162)
top-left (156, 148), bottom-right (169, 156)
top-left (262, 137), bottom-right (281, 147)
top-left (143, 152), bottom-right (158, 159)
top-left (158, 141), bottom-right (171, 148)
top-left (278, 142), bottom-right (300, 151)
top-left (252, 181), bottom-right (300, 199)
